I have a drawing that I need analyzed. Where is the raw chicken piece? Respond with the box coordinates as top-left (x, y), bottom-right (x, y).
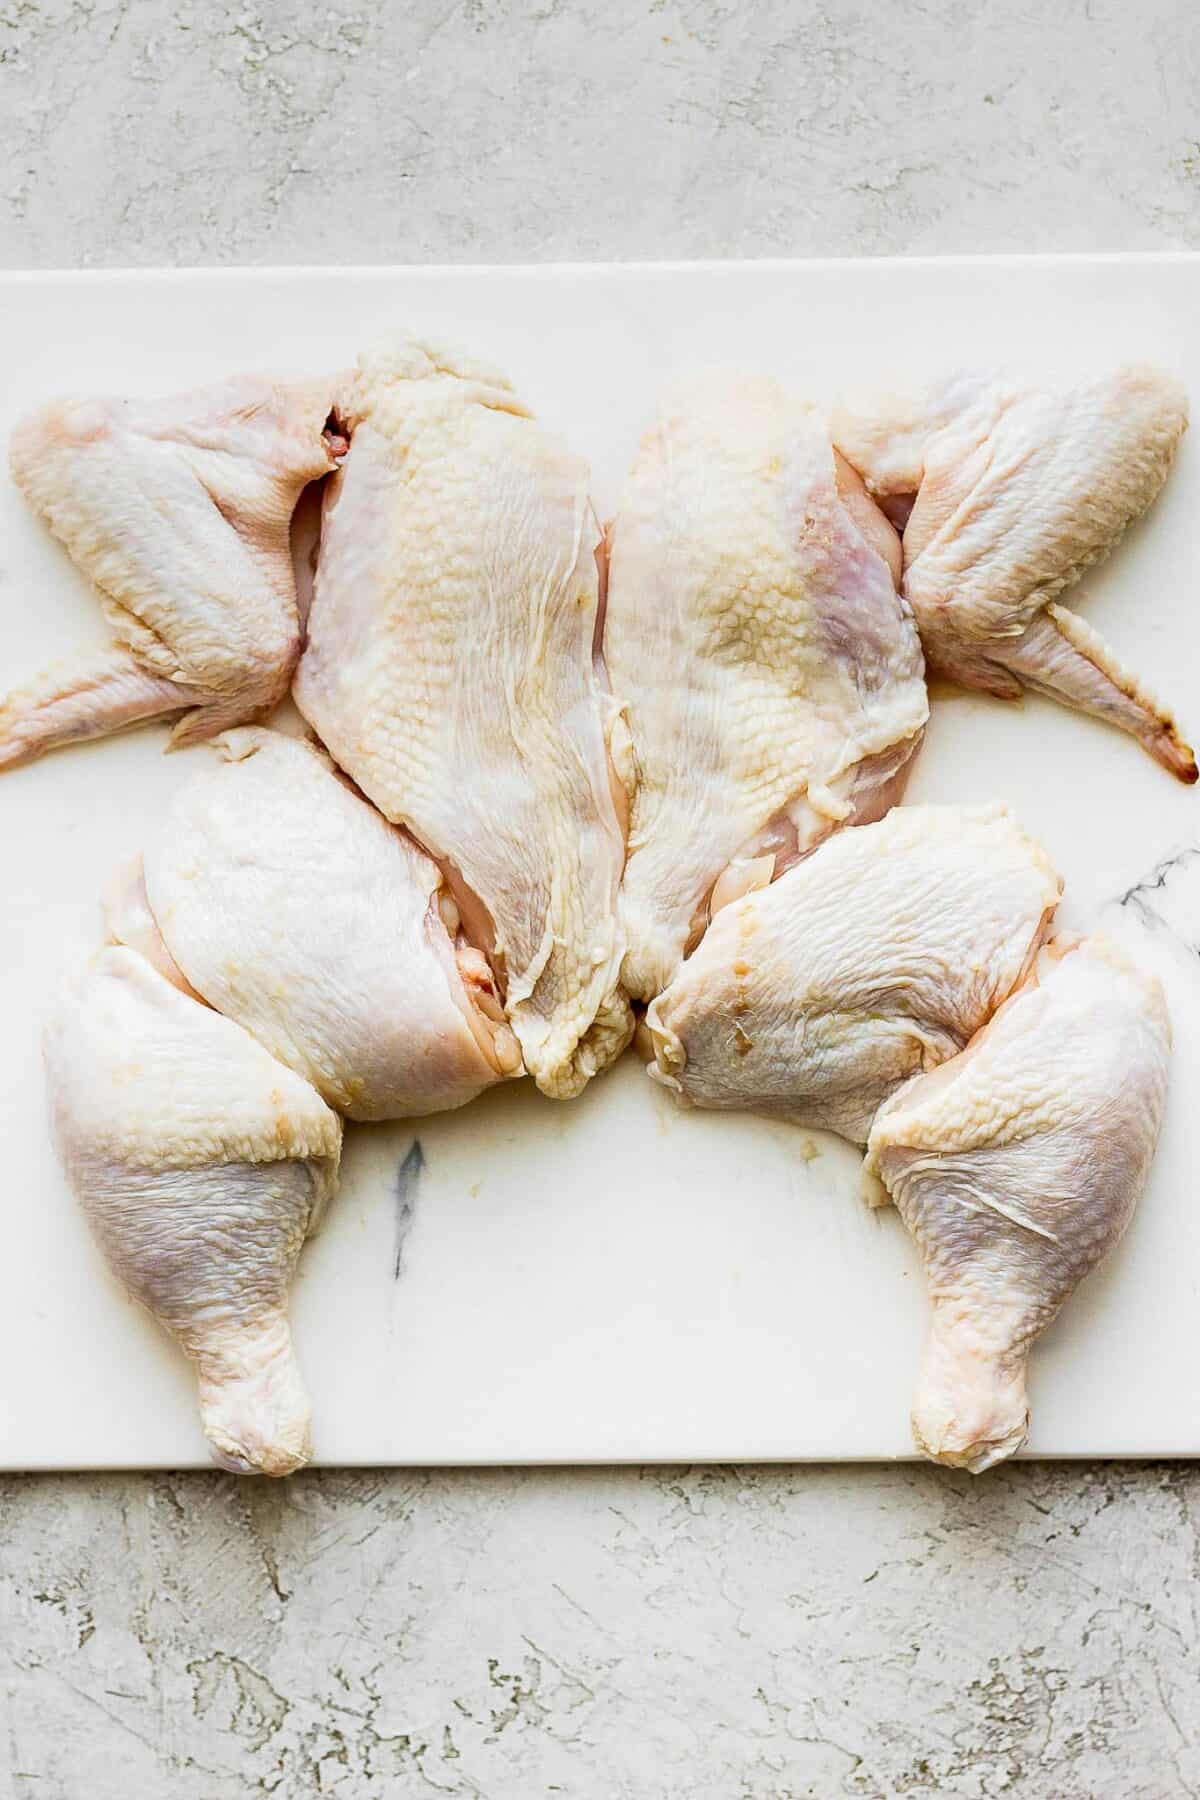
top-left (833, 366), bottom-right (1195, 780)
top-left (45, 946), bottom-right (342, 1476)
top-left (866, 934), bottom-right (1169, 1472)
top-left (3, 373), bottom-right (343, 769)
top-left (605, 369), bottom-right (928, 1003)
top-left (294, 333), bottom-right (630, 1099)
top-left (113, 727), bottom-right (521, 1119)
top-left (647, 804), bottom-right (1060, 1145)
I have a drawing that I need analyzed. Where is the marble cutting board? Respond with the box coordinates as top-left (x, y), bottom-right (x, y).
top-left (2, 256), bottom-right (1199, 1470)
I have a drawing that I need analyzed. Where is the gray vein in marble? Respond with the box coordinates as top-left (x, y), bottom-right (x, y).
top-left (1117, 843), bottom-right (1200, 944)
top-left (392, 1139), bottom-right (426, 1280)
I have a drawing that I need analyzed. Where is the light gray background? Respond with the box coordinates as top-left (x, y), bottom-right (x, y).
top-left (3, 3), bottom-right (1200, 1796)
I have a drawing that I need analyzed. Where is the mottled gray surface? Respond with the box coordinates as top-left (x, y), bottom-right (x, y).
top-left (3, 0), bottom-right (1200, 268)
top-left (4, 1), bottom-right (1200, 1795)
top-left (4, 1463), bottom-right (1200, 1798)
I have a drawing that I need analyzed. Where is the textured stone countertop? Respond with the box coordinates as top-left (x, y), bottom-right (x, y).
top-left (3, 4), bottom-right (1200, 1796)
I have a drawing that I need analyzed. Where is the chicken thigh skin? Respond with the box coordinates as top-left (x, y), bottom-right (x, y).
top-left (647, 803), bottom-right (1061, 1145)
top-left (119, 727), bottom-right (520, 1120)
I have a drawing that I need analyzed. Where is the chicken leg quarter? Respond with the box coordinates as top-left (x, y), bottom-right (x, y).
top-left (4, 373), bottom-right (342, 769)
top-left (294, 333), bottom-right (630, 1099)
top-left (605, 369), bottom-right (929, 1003)
top-left (833, 365), bottom-right (1195, 780)
top-left (45, 946), bottom-right (342, 1475)
top-left (866, 934), bottom-right (1170, 1472)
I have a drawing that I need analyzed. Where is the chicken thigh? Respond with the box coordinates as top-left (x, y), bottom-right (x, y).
top-left (45, 946), bottom-right (342, 1475)
top-left (112, 727), bottom-right (520, 1119)
top-left (833, 366), bottom-right (1195, 780)
top-left (294, 333), bottom-right (630, 1099)
top-left (866, 934), bottom-right (1169, 1472)
top-left (604, 369), bottom-right (929, 1004)
top-left (647, 804), bottom-right (1060, 1144)
top-left (3, 373), bottom-right (342, 769)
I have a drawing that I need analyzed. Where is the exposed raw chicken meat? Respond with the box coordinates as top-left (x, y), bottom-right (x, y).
top-left (113, 727), bottom-right (521, 1119)
top-left (294, 333), bottom-right (630, 1099)
top-left (604, 369), bottom-right (928, 1003)
top-left (44, 946), bottom-right (342, 1475)
top-left (646, 804), bottom-right (1060, 1144)
top-left (866, 933), bottom-right (1169, 1472)
top-left (833, 366), bottom-right (1195, 780)
top-left (3, 374), bottom-right (342, 769)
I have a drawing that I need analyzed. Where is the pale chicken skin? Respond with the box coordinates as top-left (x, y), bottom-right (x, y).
top-left (294, 333), bottom-right (630, 1100)
top-left (833, 366), bottom-right (1195, 780)
top-left (4, 374), bottom-right (342, 768)
top-left (605, 369), bottom-right (929, 1004)
top-left (114, 727), bottom-right (520, 1120)
top-left (45, 946), bottom-right (342, 1476)
top-left (866, 934), bottom-right (1169, 1473)
top-left (647, 804), bottom-right (1061, 1145)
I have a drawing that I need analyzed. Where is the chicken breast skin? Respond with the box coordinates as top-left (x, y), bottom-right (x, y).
top-left (606, 369), bottom-right (929, 1004)
top-left (294, 333), bottom-right (630, 1099)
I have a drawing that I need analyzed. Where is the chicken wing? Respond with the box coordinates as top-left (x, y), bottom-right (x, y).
top-left (4, 374), bottom-right (342, 768)
top-left (834, 366), bottom-right (1195, 780)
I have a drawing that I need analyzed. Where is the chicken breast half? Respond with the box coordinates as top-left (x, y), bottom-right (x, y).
top-left (3, 374), bottom-right (342, 769)
top-left (833, 365), bottom-right (1195, 780)
top-left (112, 727), bottom-right (520, 1120)
top-left (866, 934), bottom-right (1170, 1472)
top-left (294, 334), bottom-right (630, 1099)
top-left (646, 804), bottom-right (1061, 1144)
top-left (605, 369), bottom-right (929, 1003)
top-left (45, 946), bottom-right (342, 1476)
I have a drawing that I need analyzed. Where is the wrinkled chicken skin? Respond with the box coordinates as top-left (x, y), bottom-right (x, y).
top-left (647, 804), bottom-right (1061, 1144)
top-left (4, 374), bottom-right (342, 769)
top-left (833, 366), bottom-right (1195, 780)
top-left (119, 727), bottom-right (520, 1119)
top-left (866, 934), bottom-right (1169, 1473)
top-left (604, 369), bottom-right (928, 1004)
top-left (294, 333), bottom-right (630, 1099)
top-left (103, 855), bottom-right (201, 1000)
top-left (45, 946), bottom-right (342, 1476)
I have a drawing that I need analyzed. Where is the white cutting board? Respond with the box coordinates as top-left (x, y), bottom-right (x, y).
top-left (2, 257), bottom-right (1199, 1470)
